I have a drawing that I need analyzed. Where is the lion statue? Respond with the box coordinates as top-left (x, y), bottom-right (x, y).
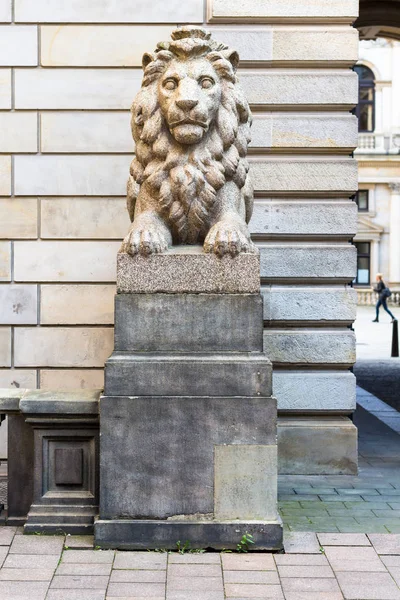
top-left (121, 26), bottom-right (255, 257)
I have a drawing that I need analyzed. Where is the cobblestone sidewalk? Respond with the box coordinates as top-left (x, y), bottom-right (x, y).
top-left (1, 529), bottom-right (400, 600)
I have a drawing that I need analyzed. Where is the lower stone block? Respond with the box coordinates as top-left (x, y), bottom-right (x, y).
top-left (94, 518), bottom-right (283, 551)
top-left (278, 416), bottom-right (358, 475)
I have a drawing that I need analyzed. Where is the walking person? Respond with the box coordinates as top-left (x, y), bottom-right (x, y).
top-left (372, 273), bottom-right (397, 322)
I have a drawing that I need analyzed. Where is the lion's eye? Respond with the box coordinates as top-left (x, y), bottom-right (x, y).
top-left (200, 78), bottom-right (214, 89)
top-left (163, 79), bottom-right (177, 91)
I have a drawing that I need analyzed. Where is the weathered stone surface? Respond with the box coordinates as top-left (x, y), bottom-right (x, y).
top-left (117, 248), bottom-right (260, 294)
top-left (14, 241), bottom-right (120, 282)
top-left (241, 71), bottom-right (358, 107)
top-left (0, 25), bottom-right (37, 66)
top-left (0, 284), bottom-right (38, 325)
top-left (0, 369), bottom-right (37, 389)
top-left (114, 294), bottom-right (263, 352)
top-left (100, 395), bottom-right (276, 519)
top-left (95, 519), bottom-right (283, 551)
top-left (259, 245), bottom-right (356, 281)
top-left (15, 0), bottom-right (204, 22)
top-left (263, 329), bottom-right (356, 365)
top-left (0, 242), bottom-right (10, 281)
top-left (0, 156), bottom-right (11, 195)
top-left (105, 353), bottom-right (271, 397)
top-left (208, 0), bottom-right (359, 21)
top-left (278, 416), bottom-right (357, 475)
top-left (0, 327), bottom-right (11, 367)
top-left (15, 69), bottom-right (142, 109)
top-left (262, 286), bottom-right (357, 322)
top-left (41, 198), bottom-right (129, 237)
top-left (214, 445), bottom-right (277, 520)
top-left (251, 115), bottom-right (358, 151)
top-left (252, 158), bottom-right (358, 192)
top-left (7, 414), bottom-right (34, 520)
top-left (0, 69), bottom-right (11, 108)
top-left (0, 388), bottom-right (27, 412)
top-left (0, 0), bottom-right (11, 21)
top-left (20, 389), bottom-right (101, 415)
top-left (40, 369), bottom-right (104, 390)
top-left (14, 327), bottom-right (113, 367)
top-left (41, 26), bottom-right (176, 67)
top-left (273, 370), bottom-right (356, 412)
top-left (0, 114), bottom-right (38, 152)
top-left (40, 285), bottom-right (115, 324)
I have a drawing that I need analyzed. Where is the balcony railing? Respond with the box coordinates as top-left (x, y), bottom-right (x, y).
top-left (357, 288), bottom-right (400, 305)
top-left (356, 133), bottom-right (400, 154)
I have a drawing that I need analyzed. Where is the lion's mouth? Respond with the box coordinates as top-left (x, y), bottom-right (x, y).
top-left (170, 119), bottom-right (208, 129)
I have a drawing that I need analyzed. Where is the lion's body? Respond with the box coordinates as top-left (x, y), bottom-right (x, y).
top-left (122, 27), bottom-right (255, 257)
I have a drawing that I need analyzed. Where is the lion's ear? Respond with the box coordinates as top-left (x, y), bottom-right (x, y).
top-left (142, 53), bottom-right (154, 69)
top-left (222, 49), bottom-right (239, 71)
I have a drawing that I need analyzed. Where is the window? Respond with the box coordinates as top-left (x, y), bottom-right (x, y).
top-left (354, 65), bottom-right (375, 132)
top-left (355, 242), bottom-right (371, 285)
top-left (355, 190), bottom-right (369, 212)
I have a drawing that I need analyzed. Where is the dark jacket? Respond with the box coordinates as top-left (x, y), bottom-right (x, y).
top-left (374, 280), bottom-right (386, 299)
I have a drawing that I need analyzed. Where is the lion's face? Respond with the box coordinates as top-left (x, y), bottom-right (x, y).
top-left (157, 57), bottom-right (222, 145)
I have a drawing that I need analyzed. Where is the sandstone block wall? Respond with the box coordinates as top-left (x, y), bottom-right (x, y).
top-left (0, 2), bottom-right (358, 428)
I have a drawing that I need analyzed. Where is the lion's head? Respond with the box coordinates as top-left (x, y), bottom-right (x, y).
top-left (127, 27), bottom-right (253, 244)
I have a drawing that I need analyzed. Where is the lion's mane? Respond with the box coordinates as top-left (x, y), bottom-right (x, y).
top-left (127, 27), bottom-right (253, 244)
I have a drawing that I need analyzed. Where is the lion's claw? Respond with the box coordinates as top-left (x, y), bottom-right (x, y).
top-left (204, 223), bottom-right (255, 257)
top-left (121, 228), bottom-right (169, 256)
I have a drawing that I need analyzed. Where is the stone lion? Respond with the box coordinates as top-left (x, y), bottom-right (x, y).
top-left (121, 27), bottom-right (255, 257)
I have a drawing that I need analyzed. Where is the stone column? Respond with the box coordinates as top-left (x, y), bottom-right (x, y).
top-left (389, 183), bottom-right (400, 286)
top-left (95, 247), bottom-right (282, 551)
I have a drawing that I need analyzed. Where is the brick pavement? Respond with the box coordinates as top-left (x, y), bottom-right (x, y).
top-left (0, 530), bottom-right (400, 599)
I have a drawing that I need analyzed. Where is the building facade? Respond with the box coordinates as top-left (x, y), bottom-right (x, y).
top-left (355, 38), bottom-right (400, 301)
top-left (0, 0), bottom-right (360, 473)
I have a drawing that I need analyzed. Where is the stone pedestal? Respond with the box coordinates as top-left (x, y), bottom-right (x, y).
top-left (95, 247), bottom-right (282, 551)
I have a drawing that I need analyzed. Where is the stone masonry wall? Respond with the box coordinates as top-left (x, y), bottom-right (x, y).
top-left (0, 2), bottom-right (358, 422)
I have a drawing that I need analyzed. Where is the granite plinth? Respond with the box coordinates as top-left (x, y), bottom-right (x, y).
top-left (104, 352), bottom-right (272, 397)
top-left (114, 293), bottom-right (263, 352)
top-left (95, 518), bottom-right (283, 551)
top-left (116, 246), bottom-right (260, 294)
top-left (99, 395), bottom-right (277, 520)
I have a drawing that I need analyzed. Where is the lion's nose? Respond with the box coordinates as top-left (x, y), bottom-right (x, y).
top-left (175, 98), bottom-right (198, 110)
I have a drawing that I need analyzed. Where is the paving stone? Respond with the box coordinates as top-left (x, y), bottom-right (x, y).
top-left (110, 570), bottom-right (166, 583)
top-left (386, 567), bottom-right (400, 586)
top-left (51, 575), bottom-right (109, 589)
top-left (368, 533), bottom-right (400, 554)
top-left (224, 584), bottom-right (284, 598)
top-left (320, 495), bottom-right (364, 502)
top-left (336, 571), bottom-right (400, 599)
top-left (324, 546), bottom-right (386, 572)
top-left (223, 554), bottom-right (278, 572)
top-left (382, 556), bottom-right (400, 567)
top-left (107, 583), bottom-right (166, 597)
top-left (223, 571), bottom-right (280, 584)
top-left (0, 580), bottom-right (50, 599)
top-left (61, 549), bottom-right (115, 563)
top-left (0, 568), bottom-right (55, 581)
top-left (64, 535), bottom-right (94, 549)
top-left (277, 565), bottom-right (334, 578)
top-left (167, 564), bottom-right (221, 577)
top-left (274, 554), bottom-right (328, 566)
top-left (3, 554), bottom-right (61, 569)
top-left (114, 552), bottom-right (167, 570)
top-left (336, 489), bottom-right (380, 496)
top-left (283, 594), bottom-right (344, 600)
top-left (167, 576), bottom-right (223, 590)
top-left (0, 526), bottom-right (16, 545)
top-left (372, 510), bottom-right (400, 518)
top-left (281, 578), bottom-right (342, 593)
top-left (47, 591), bottom-right (106, 600)
top-left (317, 533), bottom-right (371, 546)
top-left (166, 592), bottom-right (224, 600)
top-left (56, 563), bottom-right (112, 576)
top-left (283, 532), bottom-right (321, 554)
top-left (10, 535), bottom-right (64, 555)
top-left (168, 553), bottom-right (220, 564)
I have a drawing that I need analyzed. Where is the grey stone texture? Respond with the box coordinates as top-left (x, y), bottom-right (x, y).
top-left (99, 394), bottom-right (277, 519)
top-left (104, 353), bottom-right (271, 397)
top-left (117, 247), bottom-right (260, 294)
top-left (122, 28), bottom-right (255, 257)
top-left (114, 293), bottom-right (263, 352)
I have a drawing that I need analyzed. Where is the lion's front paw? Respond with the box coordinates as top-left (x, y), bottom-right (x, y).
top-left (203, 223), bottom-right (256, 257)
top-left (121, 227), bottom-right (169, 256)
